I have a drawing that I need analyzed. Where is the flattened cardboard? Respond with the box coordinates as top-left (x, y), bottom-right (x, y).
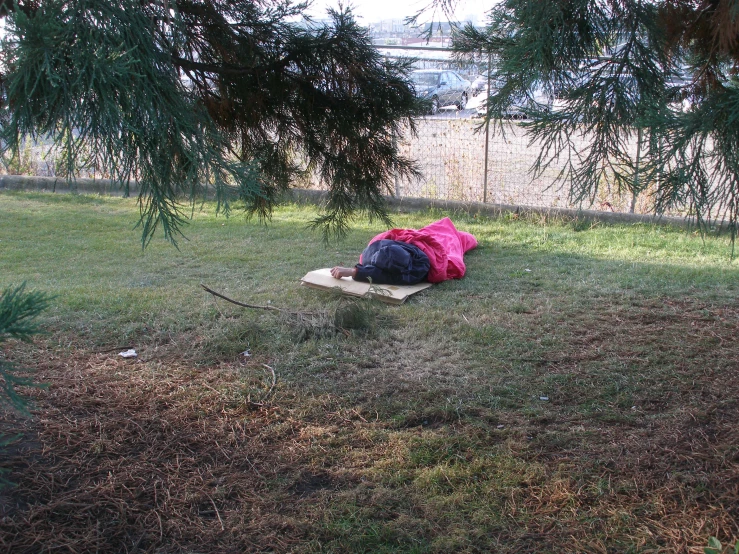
top-left (300, 268), bottom-right (431, 305)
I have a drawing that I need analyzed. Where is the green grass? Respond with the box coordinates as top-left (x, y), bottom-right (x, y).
top-left (1, 190), bottom-right (738, 553)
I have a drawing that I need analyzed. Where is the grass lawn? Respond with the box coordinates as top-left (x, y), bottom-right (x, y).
top-left (1, 190), bottom-right (738, 553)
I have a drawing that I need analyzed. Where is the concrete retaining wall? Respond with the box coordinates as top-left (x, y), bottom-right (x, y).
top-left (0, 175), bottom-right (137, 195)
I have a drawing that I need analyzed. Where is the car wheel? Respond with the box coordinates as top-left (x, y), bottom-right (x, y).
top-left (458, 93), bottom-right (468, 110)
top-left (430, 96), bottom-right (440, 115)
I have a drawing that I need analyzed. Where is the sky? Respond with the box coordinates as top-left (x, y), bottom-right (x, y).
top-left (304, 0), bottom-right (491, 26)
top-left (0, 2), bottom-right (492, 38)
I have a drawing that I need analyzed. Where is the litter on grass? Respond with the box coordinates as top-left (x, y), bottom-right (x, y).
top-left (118, 349), bottom-right (137, 358)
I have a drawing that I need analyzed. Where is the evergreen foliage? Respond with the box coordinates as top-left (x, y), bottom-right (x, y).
top-left (0, 1), bottom-right (423, 244)
top-left (0, 282), bottom-right (51, 490)
top-left (0, 282), bottom-right (51, 414)
top-left (453, 0), bottom-right (739, 237)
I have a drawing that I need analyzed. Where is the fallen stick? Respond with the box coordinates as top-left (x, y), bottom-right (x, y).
top-left (200, 284), bottom-right (351, 338)
top-left (200, 284), bottom-right (297, 314)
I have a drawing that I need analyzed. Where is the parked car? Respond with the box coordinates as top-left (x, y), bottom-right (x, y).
top-left (475, 87), bottom-right (553, 119)
top-left (471, 73), bottom-right (508, 99)
top-left (470, 72), bottom-right (505, 96)
top-left (411, 69), bottom-right (471, 115)
top-left (471, 73), bottom-right (488, 96)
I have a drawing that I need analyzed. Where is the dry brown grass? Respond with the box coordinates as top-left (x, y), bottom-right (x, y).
top-left (1, 296), bottom-right (738, 553)
top-left (2, 195), bottom-right (739, 553)
top-left (1, 348), bottom-right (311, 552)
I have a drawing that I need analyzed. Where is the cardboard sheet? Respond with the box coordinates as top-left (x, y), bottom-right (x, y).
top-left (300, 268), bottom-right (432, 305)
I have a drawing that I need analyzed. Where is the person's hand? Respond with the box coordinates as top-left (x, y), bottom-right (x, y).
top-left (330, 266), bottom-right (355, 279)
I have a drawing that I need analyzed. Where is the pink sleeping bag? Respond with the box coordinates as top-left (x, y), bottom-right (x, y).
top-left (366, 217), bottom-right (477, 283)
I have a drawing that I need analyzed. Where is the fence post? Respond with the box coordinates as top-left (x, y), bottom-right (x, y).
top-left (386, 52), bottom-right (402, 199)
top-left (482, 52), bottom-right (492, 203)
top-left (630, 126), bottom-right (643, 213)
top-left (393, 132), bottom-right (401, 197)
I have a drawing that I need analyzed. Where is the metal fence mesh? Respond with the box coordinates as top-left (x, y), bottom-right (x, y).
top-left (375, 46), bottom-right (688, 218)
top-left (0, 45), bottom-right (699, 220)
top-left (0, 118), bottom-right (674, 218)
top-left (394, 117), bottom-right (652, 214)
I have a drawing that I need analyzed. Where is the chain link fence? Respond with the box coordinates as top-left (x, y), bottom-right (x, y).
top-left (0, 45), bottom-right (690, 220)
top-left (393, 117), bottom-right (662, 215)
top-left (374, 45), bottom-right (680, 218)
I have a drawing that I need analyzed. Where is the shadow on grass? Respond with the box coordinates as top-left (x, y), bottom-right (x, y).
top-left (1, 192), bottom-right (738, 552)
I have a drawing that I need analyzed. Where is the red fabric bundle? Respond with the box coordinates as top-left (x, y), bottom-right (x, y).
top-left (365, 217), bottom-right (477, 283)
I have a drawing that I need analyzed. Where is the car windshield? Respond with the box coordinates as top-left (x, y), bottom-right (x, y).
top-left (412, 72), bottom-right (440, 87)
